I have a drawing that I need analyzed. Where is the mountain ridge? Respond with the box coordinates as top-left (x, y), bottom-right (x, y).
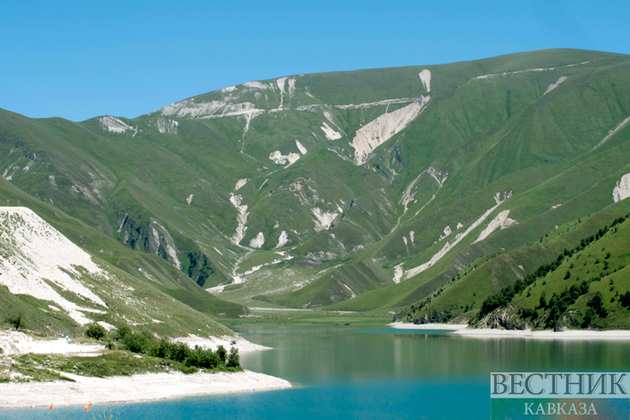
top-left (1, 48), bottom-right (630, 327)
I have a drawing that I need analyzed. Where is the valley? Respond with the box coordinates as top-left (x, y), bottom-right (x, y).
top-left (1, 50), bottom-right (630, 396)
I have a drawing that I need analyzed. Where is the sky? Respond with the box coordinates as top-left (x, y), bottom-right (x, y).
top-left (1, 0), bottom-right (629, 122)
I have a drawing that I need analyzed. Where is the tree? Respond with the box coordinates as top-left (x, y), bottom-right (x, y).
top-left (587, 292), bottom-right (608, 318)
top-left (216, 345), bottom-right (227, 364)
top-left (226, 347), bottom-right (240, 368)
top-left (114, 325), bottom-right (132, 341)
top-left (581, 308), bottom-right (594, 328)
top-left (85, 323), bottom-right (107, 340)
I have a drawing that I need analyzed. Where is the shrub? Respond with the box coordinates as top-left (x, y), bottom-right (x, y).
top-left (114, 325), bottom-right (132, 341)
top-left (581, 308), bottom-right (594, 328)
top-left (587, 292), bottom-right (608, 318)
top-left (148, 339), bottom-right (174, 359)
top-left (85, 324), bottom-right (107, 340)
top-left (187, 346), bottom-right (220, 369)
top-left (216, 345), bottom-right (227, 364)
top-left (171, 343), bottom-right (192, 363)
top-left (109, 324), bottom-right (236, 373)
top-left (6, 313), bottom-right (23, 330)
top-left (226, 347), bottom-right (240, 368)
top-left (122, 331), bottom-right (155, 354)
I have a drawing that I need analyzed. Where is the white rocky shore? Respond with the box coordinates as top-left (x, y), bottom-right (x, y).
top-left (0, 370), bottom-right (291, 409)
top-left (0, 329), bottom-right (290, 409)
top-left (389, 322), bottom-right (630, 340)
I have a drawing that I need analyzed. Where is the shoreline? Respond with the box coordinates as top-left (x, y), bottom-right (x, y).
top-left (0, 370), bottom-right (292, 409)
top-left (0, 329), bottom-right (290, 409)
top-left (388, 322), bottom-right (468, 331)
top-left (389, 322), bottom-right (630, 340)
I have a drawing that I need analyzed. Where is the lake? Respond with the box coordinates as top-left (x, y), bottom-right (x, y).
top-left (5, 324), bottom-right (630, 419)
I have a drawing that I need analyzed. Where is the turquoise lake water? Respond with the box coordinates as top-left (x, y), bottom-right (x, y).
top-left (4, 325), bottom-right (630, 419)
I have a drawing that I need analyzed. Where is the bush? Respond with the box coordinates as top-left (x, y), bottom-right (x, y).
top-left (171, 343), bottom-right (192, 363)
top-left (148, 339), bottom-right (174, 359)
top-left (226, 347), bottom-right (240, 368)
top-left (114, 325), bottom-right (132, 341)
top-left (6, 313), bottom-right (23, 330)
top-left (187, 346), bottom-right (221, 369)
top-left (85, 324), bottom-right (107, 340)
top-left (122, 331), bottom-right (155, 354)
top-left (587, 292), bottom-right (608, 318)
top-left (109, 323), bottom-right (239, 373)
top-left (581, 308), bottom-right (594, 328)
top-left (216, 345), bottom-right (227, 364)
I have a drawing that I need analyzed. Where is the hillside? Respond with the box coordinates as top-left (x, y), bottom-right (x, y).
top-left (0, 178), bottom-right (240, 338)
top-left (398, 203), bottom-right (630, 327)
top-left (1, 48), bottom-right (630, 323)
top-left (0, 207), bottom-right (234, 340)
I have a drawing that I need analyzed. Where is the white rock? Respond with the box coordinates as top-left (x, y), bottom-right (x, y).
top-left (405, 192), bottom-right (511, 279)
top-left (613, 173), bottom-right (630, 202)
top-left (269, 150), bottom-right (300, 166)
top-left (249, 232), bottom-right (265, 249)
top-left (0, 207), bottom-right (107, 325)
top-left (275, 230), bottom-right (289, 248)
top-left (295, 140), bottom-right (307, 155)
top-left (156, 118), bottom-right (179, 134)
top-left (98, 116), bottom-right (136, 135)
top-left (321, 122), bottom-right (342, 140)
top-left (349, 96), bottom-right (429, 165)
top-left (472, 209), bottom-right (518, 244)
top-left (234, 178), bottom-right (248, 191)
top-left (419, 69), bottom-right (431, 93)
top-left (229, 194), bottom-right (249, 245)
top-left (543, 76), bottom-right (568, 95)
top-left (312, 207), bottom-right (341, 231)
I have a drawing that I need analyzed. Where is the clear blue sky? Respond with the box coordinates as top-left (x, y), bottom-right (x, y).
top-left (1, 0), bottom-right (629, 122)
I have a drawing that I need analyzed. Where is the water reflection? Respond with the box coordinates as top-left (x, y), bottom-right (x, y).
top-left (235, 325), bottom-right (630, 384)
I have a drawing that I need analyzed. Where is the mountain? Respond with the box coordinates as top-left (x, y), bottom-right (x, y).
top-left (0, 200), bottom-right (234, 339)
top-left (1, 48), bottom-right (630, 326)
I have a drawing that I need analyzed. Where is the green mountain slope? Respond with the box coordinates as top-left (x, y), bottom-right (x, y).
top-left (398, 199), bottom-right (630, 325)
top-left (0, 177), bottom-right (245, 328)
top-left (1, 48), bottom-right (630, 321)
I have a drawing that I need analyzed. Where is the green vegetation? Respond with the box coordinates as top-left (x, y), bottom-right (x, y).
top-left (476, 224), bottom-right (613, 321)
top-left (9, 352), bottom-right (180, 382)
top-left (400, 210), bottom-right (630, 329)
top-left (107, 324), bottom-right (241, 372)
top-left (6, 313), bottom-right (23, 330)
top-left (1, 48), bottom-right (630, 333)
top-left (3, 325), bottom-right (241, 384)
top-left (85, 324), bottom-right (107, 340)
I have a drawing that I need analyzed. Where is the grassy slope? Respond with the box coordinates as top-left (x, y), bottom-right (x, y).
top-left (1, 49), bottom-right (630, 319)
top-left (502, 213), bottom-right (630, 330)
top-left (318, 51), bottom-right (630, 313)
top-left (0, 176), bottom-right (244, 338)
top-left (399, 199), bottom-right (630, 326)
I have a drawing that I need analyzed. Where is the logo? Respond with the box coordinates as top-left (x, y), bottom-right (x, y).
top-left (491, 372), bottom-right (630, 419)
